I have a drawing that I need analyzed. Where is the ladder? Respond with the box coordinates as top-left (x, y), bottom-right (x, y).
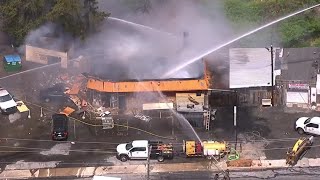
top-left (204, 94), bottom-right (210, 131)
top-left (204, 110), bottom-right (210, 131)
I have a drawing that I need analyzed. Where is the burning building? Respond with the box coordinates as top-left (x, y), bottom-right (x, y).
top-left (84, 60), bottom-right (213, 130)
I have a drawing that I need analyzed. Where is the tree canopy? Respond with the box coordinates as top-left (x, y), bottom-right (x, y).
top-left (224, 0), bottom-right (320, 47)
top-left (0, 0), bottom-right (109, 46)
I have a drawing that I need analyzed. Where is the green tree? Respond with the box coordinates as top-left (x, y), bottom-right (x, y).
top-left (224, 0), bottom-right (320, 47)
top-left (120, 0), bottom-right (168, 14)
top-left (0, 0), bottom-right (109, 46)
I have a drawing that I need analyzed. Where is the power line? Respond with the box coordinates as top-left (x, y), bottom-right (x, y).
top-left (13, 97), bottom-right (175, 140)
top-left (0, 137), bottom-right (122, 145)
top-left (0, 140), bottom-right (318, 154)
top-left (0, 145), bottom-right (116, 152)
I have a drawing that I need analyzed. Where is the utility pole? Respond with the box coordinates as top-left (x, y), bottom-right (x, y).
top-left (147, 145), bottom-right (152, 180)
top-left (270, 45), bottom-right (274, 106)
top-left (234, 105), bottom-right (237, 150)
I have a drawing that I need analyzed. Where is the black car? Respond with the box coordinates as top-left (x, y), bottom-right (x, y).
top-left (40, 84), bottom-right (69, 103)
top-left (52, 113), bottom-right (69, 141)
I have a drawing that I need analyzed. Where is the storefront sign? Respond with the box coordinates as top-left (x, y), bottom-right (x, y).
top-left (288, 83), bottom-right (309, 90)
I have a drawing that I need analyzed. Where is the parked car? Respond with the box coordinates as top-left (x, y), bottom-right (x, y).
top-left (295, 117), bottom-right (320, 135)
top-left (116, 140), bottom-right (173, 162)
top-left (40, 84), bottom-right (70, 103)
top-left (0, 87), bottom-right (17, 114)
top-left (52, 113), bottom-right (69, 141)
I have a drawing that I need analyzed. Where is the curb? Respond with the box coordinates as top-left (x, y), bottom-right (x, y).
top-left (1, 158), bottom-right (320, 179)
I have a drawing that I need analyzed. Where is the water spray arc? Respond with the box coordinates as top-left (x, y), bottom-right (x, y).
top-left (163, 4), bottom-right (320, 78)
top-left (108, 17), bottom-right (177, 38)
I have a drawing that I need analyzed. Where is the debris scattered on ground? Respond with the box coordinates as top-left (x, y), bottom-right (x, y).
top-left (8, 112), bottom-right (21, 123)
top-left (134, 114), bottom-right (152, 122)
top-left (40, 143), bottom-right (71, 156)
top-left (237, 132), bottom-right (268, 160)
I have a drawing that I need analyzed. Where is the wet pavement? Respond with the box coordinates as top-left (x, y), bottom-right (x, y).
top-left (0, 61), bottom-right (319, 171)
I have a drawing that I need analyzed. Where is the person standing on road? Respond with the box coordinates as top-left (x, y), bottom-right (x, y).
top-left (223, 169), bottom-right (230, 180)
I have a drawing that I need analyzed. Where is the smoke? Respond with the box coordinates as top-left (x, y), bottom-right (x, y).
top-left (20, 0), bottom-right (234, 81)
top-left (74, 0), bottom-right (234, 80)
top-left (22, 22), bottom-right (71, 53)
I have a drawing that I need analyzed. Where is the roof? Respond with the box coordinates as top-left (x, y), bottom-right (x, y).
top-left (132, 140), bottom-right (148, 147)
top-left (4, 55), bottom-right (21, 63)
top-left (86, 77), bottom-right (210, 92)
top-left (86, 62), bottom-right (211, 92)
top-left (281, 47), bottom-right (320, 81)
top-left (229, 48), bottom-right (276, 88)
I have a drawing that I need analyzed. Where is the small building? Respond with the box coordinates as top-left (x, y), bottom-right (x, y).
top-left (229, 48), bottom-right (281, 106)
top-left (3, 55), bottom-right (22, 72)
top-left (279, 47), bottom-right (320, 109)
top-left (85, 60), bottom-right (213, 129)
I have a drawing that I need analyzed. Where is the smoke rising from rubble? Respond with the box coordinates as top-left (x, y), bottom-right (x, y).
top-left (80, 0), bottom-right (234, 80)
top-left (21, 22), bottom-right (72, 54)
top-left (20, 1), bottom-right (234, 81)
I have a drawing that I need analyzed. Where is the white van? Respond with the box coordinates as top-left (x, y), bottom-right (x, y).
top-left (0, 88), bottom-right (17, 114)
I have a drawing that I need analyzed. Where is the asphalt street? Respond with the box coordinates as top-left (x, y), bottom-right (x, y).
top-left (0, 62), bottom-right (320, 171)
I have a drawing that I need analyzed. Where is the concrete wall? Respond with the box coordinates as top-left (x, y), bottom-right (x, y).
top-left (25, 45), bottom-right (68, 68)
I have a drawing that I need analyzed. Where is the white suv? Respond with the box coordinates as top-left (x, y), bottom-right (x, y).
top-left (0, 88), bottom-right (17, 114)
top-left (296, 117), bottom-right (320, 135)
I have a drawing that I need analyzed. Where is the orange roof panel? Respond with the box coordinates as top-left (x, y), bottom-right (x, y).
top-left (86, 78), bottom-right (209, 92)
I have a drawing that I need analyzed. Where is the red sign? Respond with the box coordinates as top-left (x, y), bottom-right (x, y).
top-left (288, 83), bottom-right (309, 90)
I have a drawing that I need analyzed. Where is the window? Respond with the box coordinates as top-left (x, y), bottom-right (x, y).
top-left (126, 143), bottom-right (133, 150)
top-left (304, 118), bottom-right (312, 124)
top-left (306, 123), bottom-right (319, 128)
top-left (130, 147), bottom-right (146, 152)
top-left (0, 94), bottom-right (12, 102)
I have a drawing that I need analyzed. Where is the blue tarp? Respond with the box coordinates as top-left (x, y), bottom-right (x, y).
top-left (4, 55), bottom-right (21, 63)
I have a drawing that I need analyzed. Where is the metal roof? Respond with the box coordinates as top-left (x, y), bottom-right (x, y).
top-left (281, 47), bottom-right (320, 81)
top-left (229, 48), bottom-right (275, 88)
top-left (4, 55), bottom-right (21, 63)
top-left (132, 140), bottom-right (148, 147)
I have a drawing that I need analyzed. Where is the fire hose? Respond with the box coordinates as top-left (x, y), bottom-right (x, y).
top-left (227, 148), bottom-right (240, 161)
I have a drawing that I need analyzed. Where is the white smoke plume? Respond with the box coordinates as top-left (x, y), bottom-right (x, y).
top-left (20, 0), bottom-right (234, 82)
top-left (78, 0), bottom-right (234, 80)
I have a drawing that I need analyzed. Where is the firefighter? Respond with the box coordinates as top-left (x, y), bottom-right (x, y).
top-left (223, 169), bottom-right (230, 180)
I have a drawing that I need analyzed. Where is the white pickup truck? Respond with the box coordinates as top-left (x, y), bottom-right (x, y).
top-left (0, 88), bottom-right (17, 114)
top-left (116, 140), bottom-right (173, 162)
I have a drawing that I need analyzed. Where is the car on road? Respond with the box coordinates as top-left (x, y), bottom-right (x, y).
top-left (0, 87), bottom-right (17, 114)
top-left (40, 84), bottom-right (70, 103)
top-left (52, 113), bottom-right (69, 141)
top-left (295, 117), bottom-right (320, 135)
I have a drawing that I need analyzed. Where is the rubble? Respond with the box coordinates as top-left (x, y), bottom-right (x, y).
top-left (8, 112), bottom-right (21, 123)
top-left (134, 113), bottom-right (152, 122)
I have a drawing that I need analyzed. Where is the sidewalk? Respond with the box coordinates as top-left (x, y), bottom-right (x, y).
top-left (1, 158), bottom-right (320, 179)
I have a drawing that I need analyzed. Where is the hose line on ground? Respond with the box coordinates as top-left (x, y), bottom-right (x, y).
top-left (227, 148), bottom-right (240, 161)
top-left (16, 98), bottom-right (176, 140)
